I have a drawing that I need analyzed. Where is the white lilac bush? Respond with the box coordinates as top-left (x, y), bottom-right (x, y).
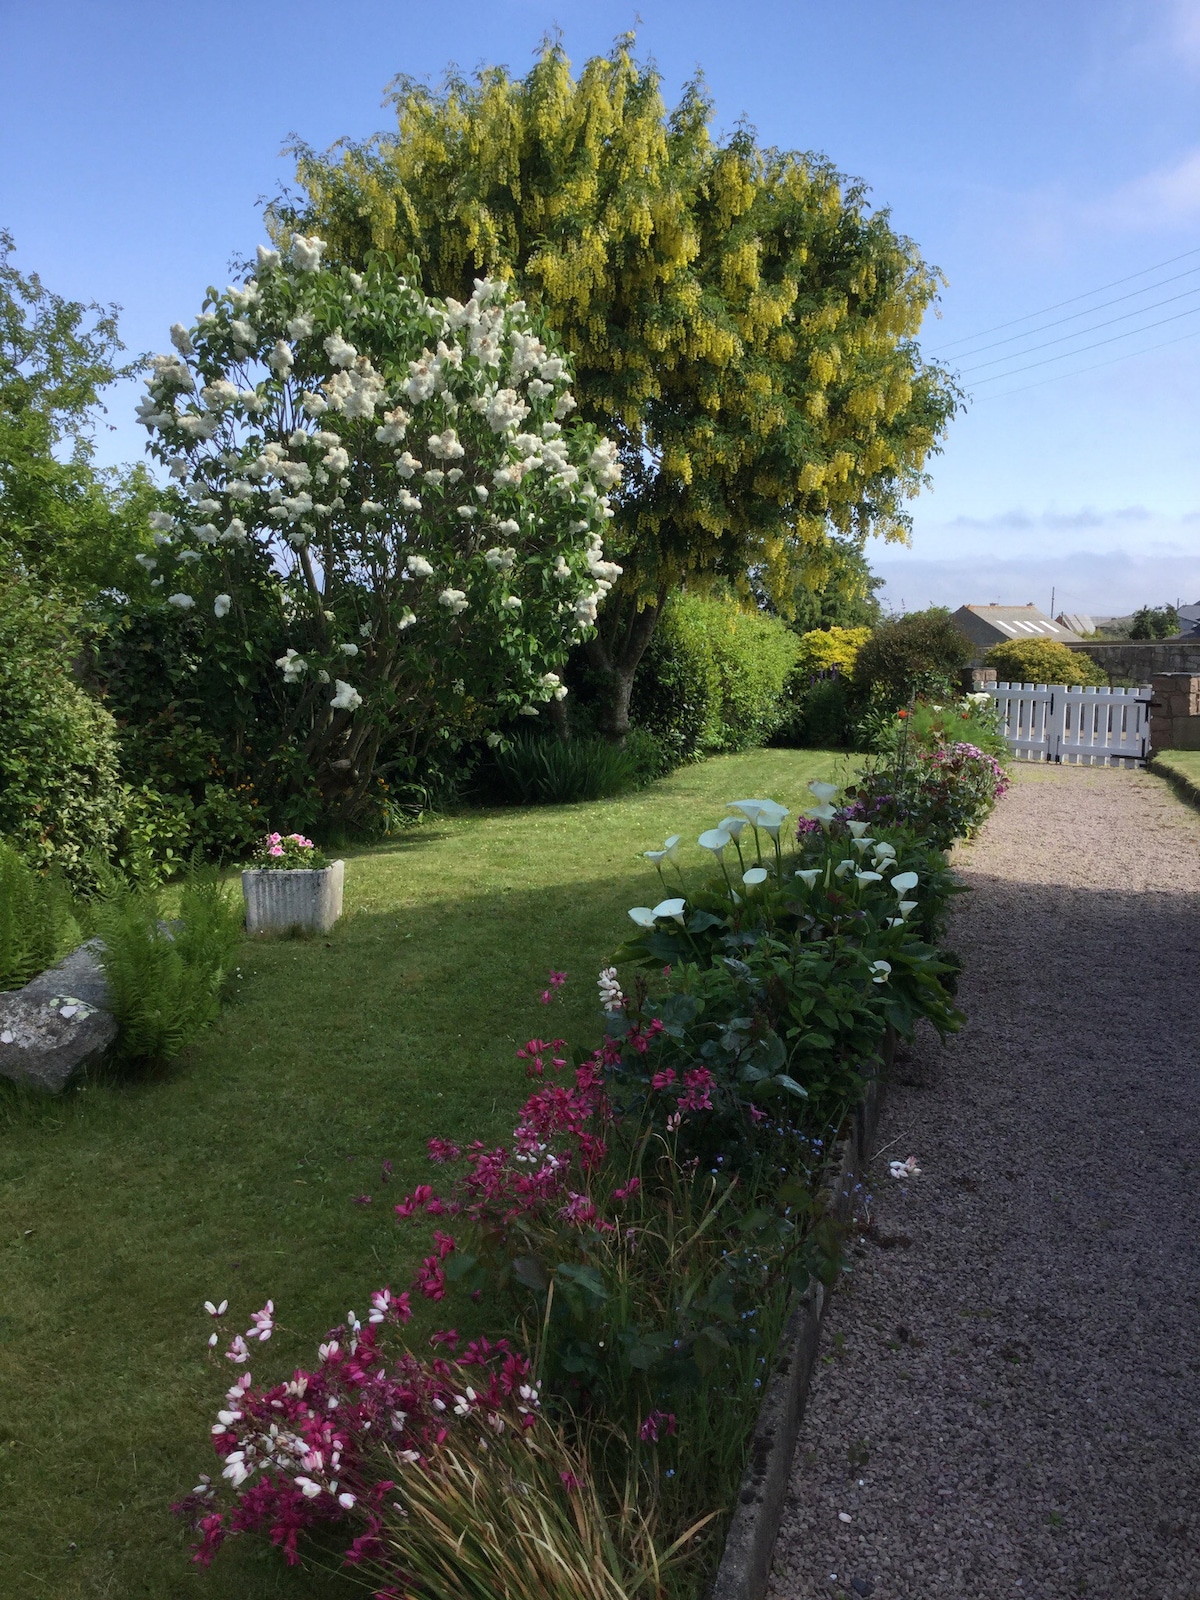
top-left (137, 235), bottom-right (622, 816)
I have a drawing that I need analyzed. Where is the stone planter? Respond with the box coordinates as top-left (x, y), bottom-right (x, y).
top-left (241, 860), bottom-right (345, 935)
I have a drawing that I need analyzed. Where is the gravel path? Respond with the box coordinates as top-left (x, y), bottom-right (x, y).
top-left (768, 764), bottom-right (1200, 1600)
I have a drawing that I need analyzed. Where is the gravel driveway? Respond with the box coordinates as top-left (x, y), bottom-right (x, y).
top-left (767, 764), bottom-right (1200, 1600)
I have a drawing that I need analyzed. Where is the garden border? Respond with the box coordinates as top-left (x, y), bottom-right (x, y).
top-left (709, 1062), bottom-right (888, 1600)
top-left (1149, 753), bottom-right (1200, 812)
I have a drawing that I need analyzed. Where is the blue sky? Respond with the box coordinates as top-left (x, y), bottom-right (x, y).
top-left (4, 0), bottom-right (1199, 615)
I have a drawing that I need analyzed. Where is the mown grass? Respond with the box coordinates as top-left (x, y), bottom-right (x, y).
top-left (1151, 748), bottom-right (1200, 810)
top-left (0, 748), bottom-right (844, 1600)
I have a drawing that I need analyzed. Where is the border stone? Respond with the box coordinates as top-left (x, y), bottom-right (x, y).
top-left (708, 1067), bottom-right (886, 1600)
top-left (0, 940), bottom-right (116, 1092)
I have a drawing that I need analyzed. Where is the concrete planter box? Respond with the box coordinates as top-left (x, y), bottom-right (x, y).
top-left (241, 860), bottom-right (344, 935)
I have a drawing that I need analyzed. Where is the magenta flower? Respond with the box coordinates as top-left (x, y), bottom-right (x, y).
top-left (639, 1410), bottom-right (677, 1443)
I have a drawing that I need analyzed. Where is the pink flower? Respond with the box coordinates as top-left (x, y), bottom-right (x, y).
top-left (352, 1194), bottom-right (372, 1205)
top-left (415, 1256), bottom-right (447, 1301)
top-left (247, 1301), bottom-right (274, 1342)
top-left (748, 1103), bottom-right (767, 1123)
top-left (612, 1176), bottom-right (641, 1201)
top-left (427, 1138), bottom-right (461, 1164)
top-left (225, 1335), bottom-right (250, 1364)
top-left (638, 1410), bottom-right (676, 1443)
top-left (560, 1470), bottom-right (582, 1491)
top-left (269, 845), bottom-right (284, 857)
top-left (651, 1068), bottom-right (676, 1091)
top-left (549, 970), bottom-right (567, 989)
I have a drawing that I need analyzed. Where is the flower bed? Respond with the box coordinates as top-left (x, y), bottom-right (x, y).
top-left (178, 762), bottom-right (996, 1598)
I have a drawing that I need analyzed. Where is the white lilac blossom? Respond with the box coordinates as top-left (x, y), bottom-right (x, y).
top-left (338, 642), bottom-right (359, 656)
top-left (291, 235), bottom-right (326, 272)
top-left (438, 588), bottom-right (468, 615)
top-left (276, 648), bottom-right (307, 682)
top-left (167, 592), bottom-right (195, 609)
top-left (330, 680), bottom-right (363, 711)
top-left (214, 594), bottom-right (231, 618)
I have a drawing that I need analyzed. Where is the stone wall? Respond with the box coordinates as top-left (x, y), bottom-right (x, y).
top-left (1149, 673), bottom-right (1200, 753)
top-left (1067, 638), bottom-right (1200, 683)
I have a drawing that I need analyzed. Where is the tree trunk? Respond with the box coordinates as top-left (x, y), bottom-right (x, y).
top-left (586, 588), bottom-right (668, 741)
top-left (546, 693), bottom-right (571, 743)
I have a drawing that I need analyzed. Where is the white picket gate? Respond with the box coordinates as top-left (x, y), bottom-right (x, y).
top-left (985, 682), bottom-right (1151, 767)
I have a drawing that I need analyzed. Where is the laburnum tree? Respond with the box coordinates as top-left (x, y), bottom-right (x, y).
top-left (137, 236), bottom-right (623, 820)
top-left (0, 230), bottom-right (158, 596)
top-left (278, 35), bottom-right (960, 735)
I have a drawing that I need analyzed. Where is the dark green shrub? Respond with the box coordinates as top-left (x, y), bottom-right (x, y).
top-left (0, 838), bottom-right (80, 991)
top-left (0, 572), bottom-right (124, 879)
top-left (92, 869), bottom-right (243, 1066)
top-left (774, 675), bottom-right (854, 748)
top-left (487, 733), bottom-right (639, 805)
top-left (982, 637), bottom-right (1107, 687)
top-left (631, 593), bottom-right (800, 759)
top-left (851, 608), bottom-right (972, 711)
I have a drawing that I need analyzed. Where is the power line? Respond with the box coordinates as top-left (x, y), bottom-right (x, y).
top-left (973, 322), bottom-right (1200, 400)
top-left (941, 263), bottom-right (1200, 362)
top-left (958, 282), bottom-right (1200, 376)
top-left (928, 243), bottom-right (1200, 354)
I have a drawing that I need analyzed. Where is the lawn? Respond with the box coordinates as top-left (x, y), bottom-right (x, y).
top-left (0, 748), bottom-right (844, 1600)
top-left (1151, 749), bottom-right (1200, 809)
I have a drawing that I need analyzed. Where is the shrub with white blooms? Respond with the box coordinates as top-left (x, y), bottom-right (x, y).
top-left (138, 236), bottom-right (622, 817)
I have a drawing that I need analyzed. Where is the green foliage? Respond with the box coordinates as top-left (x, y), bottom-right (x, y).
top-left (769, 534), bottom-right (884, 633)
top-left (631, 593), bottom-right (801, 761)
top-left (851, 607), bottom-right (972, 711)
top-left (1128, 604), bottom-right (1179, 640)
top-left (862, 694), bottom-right (1008, 763)
top-left (774, 676), bottom-right (854, 749)
top-left (0, 838), bottom-right (80, 992)
top-left (488, 732), bottom-right (640, 805)
top-left (0, 571), bottom-right (124, 879)
top-left (284, 38), bottom-right (959, 730)
top-left (92, 870), bottom-right (243, 1066)
top-left (982, 636), bottom-right (1107, 687)
top-left (0, 230), bottom-right (160, 597)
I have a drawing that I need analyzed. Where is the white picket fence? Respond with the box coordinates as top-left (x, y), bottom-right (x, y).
top-left (985, 682), bottom-right (1151, 767)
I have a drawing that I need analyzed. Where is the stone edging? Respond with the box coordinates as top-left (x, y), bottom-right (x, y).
top-left (1149, 754), bottom-right (1200, 811)
top-left (708, 1068), bottom-right (886, 1600)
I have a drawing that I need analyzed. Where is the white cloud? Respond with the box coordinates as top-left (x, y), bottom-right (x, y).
top-left (874, 550), bottom-right (1200, 617)
top-left (1090, 146), bottom-right (1200, 230)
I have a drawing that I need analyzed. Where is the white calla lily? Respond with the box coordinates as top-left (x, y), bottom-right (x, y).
top-left (807, 780), bottom-right (840, 804)
top-left (662, 834), bottom-right (682, 860)
top-left (891, 871), bottom-right (919, 894)
top-left (727, 799), bottom-right (767, 825)
top-left (847, 820), bottom-right (869, 839)
top-left (869, 960), bottom-right (892, 984)
top-left (652, 897), bottom-right (686, 924)
top-left (898, 899), bottom-right (918, 917)
top-left (805, 803), bottom-right (838, 825)
top-left (628, 907), bottom-right (657, 929)
top-left (698, 829), bottom-right (729, 857)
top-left (718, 816), bottom-right (748, 840)
top-left (742, 867), bottom-right (769, 886)
top-left (833, 858), bottom-right (855, 879)
top-left (872, 841), bottom-right (897, 860)
top-left (795, 869), bottom-right (820, 888)
top-left (855, 871), bottom-right (883, 886)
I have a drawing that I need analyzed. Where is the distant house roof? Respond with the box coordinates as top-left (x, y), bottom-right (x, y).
top-left (1056, 612), bottom-right (1095, 636)
top-left (951, 604), bottom-right (1084, 650)
top-left (1177, 602), bottom-right (1200, 624)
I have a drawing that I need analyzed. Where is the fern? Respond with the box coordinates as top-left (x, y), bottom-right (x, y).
top-left (0, 838), bottom-right (79, 992)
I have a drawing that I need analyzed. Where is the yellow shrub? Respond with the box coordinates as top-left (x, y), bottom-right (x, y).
top-left (792, 625), bottom-right (872, 677)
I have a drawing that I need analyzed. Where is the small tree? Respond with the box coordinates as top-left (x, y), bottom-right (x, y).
top-left (851, 608), bottom-right (971, 709)
top-left (137, 238), bottom-right (622, 820)
top-left (1128, 604), bottom-right (1179, 640)
top-left (982, 638), bottom-right (1106, 688)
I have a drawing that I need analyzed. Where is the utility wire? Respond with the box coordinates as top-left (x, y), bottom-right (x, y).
top-left (974, 323), bottom-right (1200, 401)
top-left (969, 301), bottom-right (1200, 386)
top-left (941, 263), bottom-right (1200, 361)
top-left (928, 243), bottom-right (1200, 354)
top-left (958, 282), bottom-right (1200, 375)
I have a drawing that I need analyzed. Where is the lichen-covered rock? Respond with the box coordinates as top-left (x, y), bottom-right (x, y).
top-left (0, 941), bottom-right (115, 1092)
